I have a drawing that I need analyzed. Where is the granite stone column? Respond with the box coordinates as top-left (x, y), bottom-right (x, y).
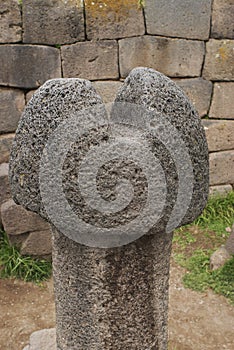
top-left (52, 228), bottom-right (173, 350)
top-left (9, 68), bottom-right (209, 350)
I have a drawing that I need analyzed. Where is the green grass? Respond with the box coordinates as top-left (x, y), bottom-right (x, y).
top-left (175, 249), bottom-right (234, 304)
top-left (173, 191), bottom-right (234, 304)
top-left (193, 190), bottom-right (234, 236)
top-left (0, 230), bottom-right (52, 284)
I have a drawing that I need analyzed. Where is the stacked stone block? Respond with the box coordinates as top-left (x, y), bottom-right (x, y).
top-left (0, 0), bottom-right (233, 256)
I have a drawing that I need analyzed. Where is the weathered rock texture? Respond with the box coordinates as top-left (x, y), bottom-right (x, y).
top-left (0, 0), bottom-right (21, 43)
top-left (0, 0), bottom-right (232, 271)
top-left (145, 0), bottom-right (212, 40)
top-left (209, 150), bottom-right (234, 185)
top-left (85, 0), bottom-right (145, 39)
top-left (52, 228), bottom-right (173, 350)
top-left (23, 328), bottom-right (56, 350)
top-left (209, 83), bottom-right (234, 119)
top-left (119, 36), bottom-right (204, 78)
top-left (0, 88), bottom-right (25, 133)
top-left (23, 0), bottom-right (85, 45)
top-left (203, 120), bottom-right (234, 152)
top-left (61, 41), bottom-right (119, 80)
top-left (211, 0), bottom-right (234, 39)
top-left (0, 163), bottom-right (11, 226)
top-left (10, 69), bottom-right (209, 349)
top-left (0, 134), bottom-right (14, 163)
top-left (175, 78), bottom-right (212, 117)
top-left (203, 39), bottom-right (234, 81)
top-left (0, 45), bottom-right (61, 88)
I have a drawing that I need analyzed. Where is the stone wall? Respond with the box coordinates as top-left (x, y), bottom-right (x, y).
top-left (0, 0), bottom-right (233, 256)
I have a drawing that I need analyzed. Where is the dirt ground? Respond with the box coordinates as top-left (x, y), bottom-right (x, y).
top-left (0, 261), bottom-right (233, 350)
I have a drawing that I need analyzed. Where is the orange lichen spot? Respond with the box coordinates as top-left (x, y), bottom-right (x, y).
top-left (85, 0), bottom-right (140, 20)
top-left (218, 46), bottom-right (228, 61)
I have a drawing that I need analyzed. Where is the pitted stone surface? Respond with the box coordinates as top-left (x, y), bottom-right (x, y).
top-left (52, 227), bottom-right (173, 350)
top-left (10, 70), bottom-right (209, 242)
top-left (10, 70), bottom-right (209, 350)
top-left (9, 78), bottom-right (105, 220)
top-left (114, 68), bottom-right (209, 230)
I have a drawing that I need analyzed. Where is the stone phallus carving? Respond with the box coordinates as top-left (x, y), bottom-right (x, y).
top-left (10, 68), bottom-right (209, 350)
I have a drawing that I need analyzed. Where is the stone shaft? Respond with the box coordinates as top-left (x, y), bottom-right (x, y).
top-left (52, 228), bottom-right (173, 350)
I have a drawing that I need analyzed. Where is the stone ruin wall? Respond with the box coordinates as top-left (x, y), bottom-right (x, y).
top-left (0, 0), bottom-right (233, 256)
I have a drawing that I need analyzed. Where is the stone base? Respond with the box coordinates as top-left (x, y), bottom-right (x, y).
top-left (22, 328), bottom-right (56, 350)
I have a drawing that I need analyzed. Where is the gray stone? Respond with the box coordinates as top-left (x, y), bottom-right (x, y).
top-left (9, 69), bottom-right (209, 349)
top-left (209, 184), bottom-right (233, 196)
top-left (145, 0), bottom-right (212, 40)
top-left (0, 163), bottom-right (11, 226)
top-left (0, 133), bottom-right (15, 163)
top-left (52, 227), bottom-right (173, 350)
top-left (0, 88), bottom-right (25, 133)
top-left (1, 199), bottom-right (50, 236)
top-left (0, 45), bottom-right (61, 89)
top-left (61, 41), bottom-right (118, 80)
top-left (202, 119), bottom-right (234, 152)
top-left (85, 0), bottom-right (145, 39)
top-left (0, 0), bottom-right (21, 43)
top-left (26, 90), bottom-right (37, 104)
top-left (209, 83), bottom-right (234, 119)
top-left (119, 36), bottom-right (205, 78)
top-left (209, 150), bottom-right (234, 185)
top-left (210, 246), bottom-right (231, 270)
top-left (92, 81), bottom-right (123, 103)
top-left (211, 0), bottom-right (234, 39)
top-left (22, 0), bottom-right (85, 45)
top-left (20, 229), bottom-right (52, 256)
top-left (174, 78), bottom-right (212, 117)
top-left (225, 224), bottom-right (234, 255)
top-left (23, 328), bottom-right (56, 350)
top-left (114, 68), bottom-right (209, 228)
top-left (203, 39), bottom-right (234, 81)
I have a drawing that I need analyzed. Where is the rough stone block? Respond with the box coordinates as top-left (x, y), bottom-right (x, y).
top-left (119, 36), bottom-right (205, 78)
top-left (23, 328), bottom-right (56, 350)
top-left (20, 229), bottom-right (52, 256)
top-left (0, 45), bottom-right (61, 89)
top-left (62, 41), bottom-right (118, 80)
top-left (0, 88), bottom-right (25, 133)
top-left (26, 90), bottom-right (37, 104)
top-left (1, 199), bottom-right (50, 236)
top-left (211, 0), bottom-right (234, 39)
top-left (209, 83), bottom-right (234, 119)
top-left (0, 133), bottom-right (15, 163)
top-left (209, 150), bottom-right (234, 185)
top-left (225, 223), bottom-right (234, 255)
top-left (210, 246), bottom-right (231, 270)
top-left (203, 40), bottom-right (234, 81)
top-left (85, 0), bottom-right (145, 39)
top-left (209, 184), bottom-right (233, 196)
top-left (0, 163), bottom-right (11, 225)
top-left (22, 0), bottom-right (85, 45)
top-left (202, 119), bottom-right (234, 152)
top-left (92, 81), bottom-right (123, 103)
top-left (174, 78), bottom-right (212, 117)
top-left (0, 0), bottom-right (21, 43)
top-left (144, 0), bottom-right (212, 40)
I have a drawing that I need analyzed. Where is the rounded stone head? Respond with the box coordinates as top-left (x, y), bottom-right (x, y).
top-left (9, 68), bottom-right (209, 248)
